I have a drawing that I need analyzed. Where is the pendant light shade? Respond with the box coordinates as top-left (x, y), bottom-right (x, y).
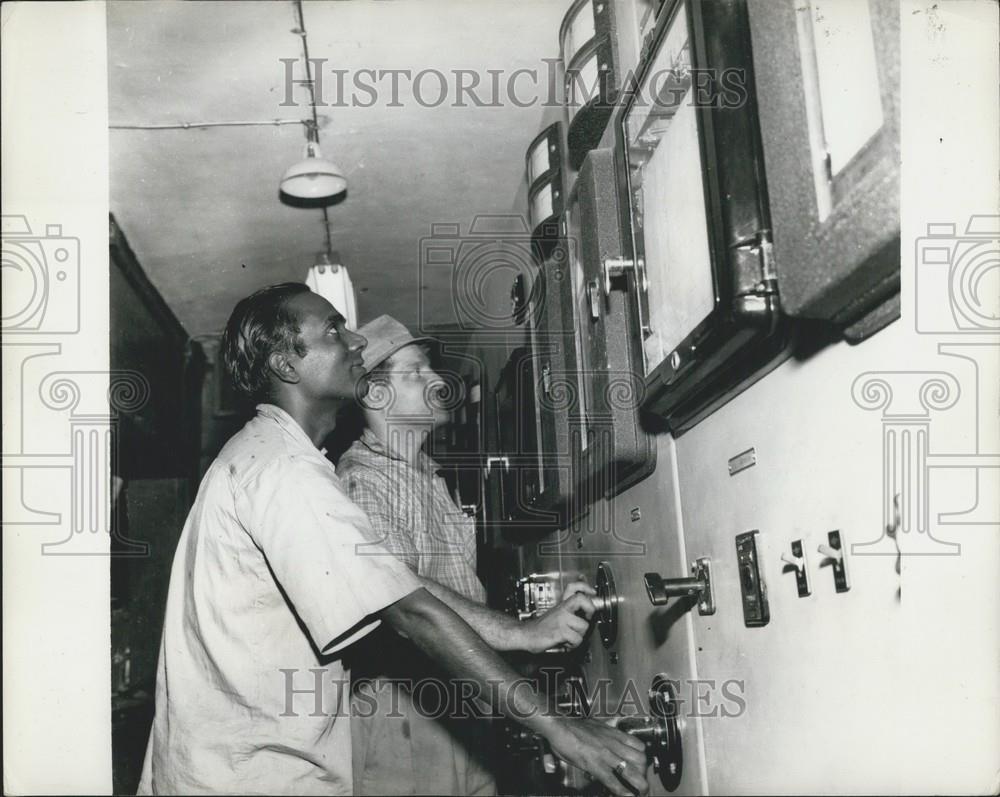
top-left (280, 141), bottom-right (347, 199)
top-left (305, 251), bottom-right (358, 330)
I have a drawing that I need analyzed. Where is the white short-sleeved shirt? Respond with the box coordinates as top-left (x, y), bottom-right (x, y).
top-left (137, 404), bottom-right (421, 795)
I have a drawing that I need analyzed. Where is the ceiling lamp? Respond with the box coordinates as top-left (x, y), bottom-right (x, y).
top-left (280, 129), bottom-right (347, 199)
top-left (305, 251), bottom-right (357, 329)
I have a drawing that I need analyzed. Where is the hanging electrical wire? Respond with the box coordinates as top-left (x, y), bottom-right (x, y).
top-left (109, 119), bottom-right (309, 130)
top-left (292, 0), bottom-right (335, 254)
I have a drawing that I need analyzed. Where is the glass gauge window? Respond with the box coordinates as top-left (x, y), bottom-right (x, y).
top-left (530, 183), bottom-right (554, 229)
top-left (561, 0), bottom-right (597, 73)
top-left (566, 47), bottom-right (601, 122)
top-left (624, 0), bottom-right (715, 374)
top-left (527, 138), bottom-right (552, 185)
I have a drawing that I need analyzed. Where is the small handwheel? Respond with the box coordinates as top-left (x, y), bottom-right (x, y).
top-left (649, 674), bottom-right (683, 791)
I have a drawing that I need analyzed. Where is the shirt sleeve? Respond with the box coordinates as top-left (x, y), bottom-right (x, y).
top-left (234, 454), bottom-right (422, 654)
top-left (342, 467), bottom-right (420, 572)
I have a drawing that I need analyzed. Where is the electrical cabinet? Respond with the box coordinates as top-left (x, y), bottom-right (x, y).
top-left (566, 147), bottom-right (656, 497)
top-left (746, 0), bottom-right (900, 341)
top-left (486, 344), bottom-right (561, 530)
top-left (488, 1), bottom-right (989, 795)
top-left (617, 0), bottom-right (791, 433)
top-left (527, 242), bottom-right (585, 523)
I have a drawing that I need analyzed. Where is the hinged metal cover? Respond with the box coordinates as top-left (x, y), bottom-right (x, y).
top-left (617, 0), bottom-right (793, 435)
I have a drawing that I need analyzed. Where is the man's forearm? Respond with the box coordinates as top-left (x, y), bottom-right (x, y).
top-left (415, 576), bottom-right (526, 650)
top-left (382, 588), bottom-right (556, 735)
top-left (382, 588), bottom-right (651, 797)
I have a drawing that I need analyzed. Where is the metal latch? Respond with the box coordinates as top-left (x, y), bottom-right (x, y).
top-left (586, 279), bottom-right (601, 321)
top-left (602, 256), bottom-right (648, 296)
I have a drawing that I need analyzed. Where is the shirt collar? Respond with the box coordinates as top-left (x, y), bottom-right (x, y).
top-left (256, 403), bottom-right (326, 455)
top-left (359, 428), bottom-right (441, 475)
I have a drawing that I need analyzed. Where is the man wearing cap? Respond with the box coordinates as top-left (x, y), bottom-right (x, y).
top-left (139, 286), bottom-right (647, 796)
top-left (338, 315), bottom-right (599, 796)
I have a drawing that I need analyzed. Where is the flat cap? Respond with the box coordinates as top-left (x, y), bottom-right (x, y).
top-left (356, 314), bottom-right (434, 372)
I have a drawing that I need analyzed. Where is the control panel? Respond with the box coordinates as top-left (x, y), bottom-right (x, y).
top-left (500, 671), bottom-right (684, 793)
top-left (511, 572), bottom-right (560, 621)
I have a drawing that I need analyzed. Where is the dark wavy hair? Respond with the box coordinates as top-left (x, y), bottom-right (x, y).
top-left (221, 282), bottom-right (311, 402)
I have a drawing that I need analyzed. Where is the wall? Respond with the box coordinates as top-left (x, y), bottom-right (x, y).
top-left (109, 217), bottom-right (203, 794)
top-left (194, 335), bottom-right (250, 477)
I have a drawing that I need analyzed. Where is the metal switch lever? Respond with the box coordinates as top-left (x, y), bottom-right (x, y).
top-left (644, 558), bottom-right (715, 615)
top-left (817, 530), bottom-right (850, 593)
top-left (781, 539), bottom-right (811, 597)
top-left (817, 544), bottom-right (842, 562)
top-left (643, 574), bottom-right (704, 604)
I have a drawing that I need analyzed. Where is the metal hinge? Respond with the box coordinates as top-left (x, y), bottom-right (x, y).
top-left (733, 230), bottom-right (778, 292)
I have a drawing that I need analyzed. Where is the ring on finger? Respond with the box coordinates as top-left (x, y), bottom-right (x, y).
top-left (612, 759), bottom-right (628, 777)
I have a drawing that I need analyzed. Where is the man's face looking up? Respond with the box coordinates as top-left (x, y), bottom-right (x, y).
top-left (373, 343), bottom-right (449, 425)
top-left (282, 291), bottom-right (369, 402)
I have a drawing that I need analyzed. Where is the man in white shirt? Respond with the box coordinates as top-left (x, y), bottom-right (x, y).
top-left (138, 283), bottom-right (647, 796)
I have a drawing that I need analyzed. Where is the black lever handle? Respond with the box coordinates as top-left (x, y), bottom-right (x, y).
top-left (643, 572), bottom-right (706, 607)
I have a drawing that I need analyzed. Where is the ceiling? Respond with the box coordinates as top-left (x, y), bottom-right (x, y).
top-left (108, 0), bottom-right (568, 338)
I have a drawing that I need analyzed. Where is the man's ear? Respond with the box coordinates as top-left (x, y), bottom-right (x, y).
top-left (267, 350), bottom-right (299, 386)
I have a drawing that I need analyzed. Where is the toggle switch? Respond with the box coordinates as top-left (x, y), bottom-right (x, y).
top-left (781, 539), bottom-right (811, 597)
top-left (817, 530), bottom-right (850, 592)
top-left (816, 544), bottom-right (841, 561)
